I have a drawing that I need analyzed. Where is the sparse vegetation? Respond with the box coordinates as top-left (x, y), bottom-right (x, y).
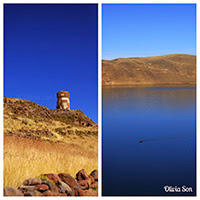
top-left (38, 175), bottom-right (55, 186)
top-left (92, 188), bottom-right (97, 192)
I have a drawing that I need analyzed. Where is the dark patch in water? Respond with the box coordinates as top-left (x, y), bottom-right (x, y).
top-left (139, 135), bottom-right (190, 143)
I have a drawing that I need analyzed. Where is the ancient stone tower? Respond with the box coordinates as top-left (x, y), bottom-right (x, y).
top-left (56, 91), bottom-right (70, 110)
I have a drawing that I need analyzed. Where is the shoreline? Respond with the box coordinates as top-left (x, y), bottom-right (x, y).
top-left (102, 83), bottom-right (196, 90)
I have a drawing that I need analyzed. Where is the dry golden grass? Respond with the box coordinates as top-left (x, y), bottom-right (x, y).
top-left (4, 134), bottom-right (98, 188)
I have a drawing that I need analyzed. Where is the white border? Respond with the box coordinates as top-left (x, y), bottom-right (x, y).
top-left (1, 0), bottom-right (199, 199)
top-left (98, 3), bottom-right (102, 198)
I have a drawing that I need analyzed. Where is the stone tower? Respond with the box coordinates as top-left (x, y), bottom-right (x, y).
top-left (56, 91), bottom-right (70, 110)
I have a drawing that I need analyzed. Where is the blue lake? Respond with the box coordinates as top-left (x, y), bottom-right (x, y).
top-left (102, 87), bottom-right (196, 196)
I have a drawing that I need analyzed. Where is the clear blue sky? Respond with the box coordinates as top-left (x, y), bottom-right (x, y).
top-left (4, 4), bottom-right (98, 123)
top-left (103, 4), bottom-right (196, 60)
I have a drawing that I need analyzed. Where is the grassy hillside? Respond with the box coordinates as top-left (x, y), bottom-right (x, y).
top-left (102, 54), bottom-right (196, 86)
top-left (4, 97), bottom-right (98, 188)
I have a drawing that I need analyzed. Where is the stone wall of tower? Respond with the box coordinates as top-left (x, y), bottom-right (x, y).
top-left (56, 91), bottom-right (70, 110)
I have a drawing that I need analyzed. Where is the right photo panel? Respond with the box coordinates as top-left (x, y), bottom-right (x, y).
top-left (102, 4), bottom-right (196, 196)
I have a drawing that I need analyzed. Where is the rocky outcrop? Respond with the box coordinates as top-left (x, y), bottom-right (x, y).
top-left (4, 169), bottom-right (98, 197)
top-left (4, 97), bottom-right (98, 143)
top-left (4, 97), bottom-right (97, 128)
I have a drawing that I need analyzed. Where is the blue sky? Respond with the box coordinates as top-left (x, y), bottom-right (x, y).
top-left (103, 4), bottom-right (196, 60)
top-left (4, 4), bottom-right (98, 123)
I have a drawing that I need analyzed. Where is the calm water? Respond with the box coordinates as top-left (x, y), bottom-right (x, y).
top-left (102, 87), bottom-right (196, 196)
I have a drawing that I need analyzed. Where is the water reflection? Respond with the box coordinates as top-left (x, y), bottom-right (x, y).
top-left (103, 87), bottom-right (196, 109)
top-left (103, 87), bottom-right (196, 196)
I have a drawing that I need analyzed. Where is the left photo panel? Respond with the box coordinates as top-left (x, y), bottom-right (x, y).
top-left (3, 4), bottom-right (98, 196)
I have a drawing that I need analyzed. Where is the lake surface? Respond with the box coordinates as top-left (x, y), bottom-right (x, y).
top-left (102, 87), bottom-right (196, 196)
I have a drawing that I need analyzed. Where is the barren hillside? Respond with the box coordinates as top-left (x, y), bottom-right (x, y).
top-left (102, 54), bottom-right (196, 86)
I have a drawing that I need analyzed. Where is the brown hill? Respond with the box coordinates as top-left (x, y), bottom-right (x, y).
top-left (102, 54), bottom-right (196, 86)
top-left (4, 97), bottom-right (97, 138)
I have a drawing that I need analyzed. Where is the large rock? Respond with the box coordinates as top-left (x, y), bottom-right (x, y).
top-left (35, 184), bottom-right (49, 191)
top-left (43, 173), bottom-right (61, 185)
top-left (90, 170), bottom-right (98, 181)
top-left (50, 185), bottom-right (59, 195)
top-left (4, 187), bottom-right (24, 196)
top-left (23, 178), bottom-right (42, 186)
top-left (18, 185), bottom-right (35, 193)
top-left (77, 180), bottom-right (89, 190)
top-left (74, 186), bottom-right (85, 196)
top-left (58, 185), bottom-right (65, 194)
top-left (24, 190), bottom-right (41, 196)
top-left (85, 188), bottom-right (98, 196)
top-left (58, 181), bottom-right (72, 196)
top-left (76, 169), bottom-right (89, 181)
top-left (70, 187), bottom-right (75, 196)
top-left (87, 175), bottom-right (95, 186)
top-left (42, 180), bottom-right (53, 190)
top-left (58, 173), bottom-right (77, 188)
top-left (41, 190), bottom-right (52, 196)
top-left (91, 181), bottom-right (98, 189)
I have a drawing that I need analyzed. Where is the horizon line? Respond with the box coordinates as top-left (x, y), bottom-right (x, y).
top-left (102, 53), bottom-right (196, 61)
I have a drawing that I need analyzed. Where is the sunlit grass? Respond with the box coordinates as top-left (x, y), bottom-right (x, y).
top-left (4, 134), bottom-right (98, 188)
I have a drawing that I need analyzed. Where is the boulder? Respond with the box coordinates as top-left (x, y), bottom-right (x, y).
top-left (23, 178), bottom-right (42, 186)
top-left (70, 187), bottom-right (75, 196)
top-left (4, 187), bottom-right (24, 196)
top-left (77, 180), bottom-right (89, 190)
top-left (18, 185), bottom-right (35, 193)
top-left (35, 184), bottom-right (49, 191)
top-left (76, 169), bottom-right (89, 181)
top-left (87, 175), bottom-right (95, 186)
top-left (42, 180), bottom-right (53, 190)
top-left (50, 185), bottom-right (59, 195)
top-left (90, 170), bottom-right (98, 181)
top-left (42, 190), bottom-right (53, 196)
top-left (58, 185), bottom-right (65, 194)
top-left (58, 173), bottom-right (77, 188)
top-left (91, 181), bottom-right (98, 189)
top-left (85, 188), bottom-right (98, 196)
top-left (59, 181), bottom-right (72, 195)
top-left (74, 186), bottom-right (85, 196)
top-left (24, 190), bottom-right (41, 196)
top-left (43, 173), bottom-right (61, 185)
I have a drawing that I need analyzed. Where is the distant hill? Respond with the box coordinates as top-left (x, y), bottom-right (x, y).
top-left (102, 54), bottom-right (196, 86)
